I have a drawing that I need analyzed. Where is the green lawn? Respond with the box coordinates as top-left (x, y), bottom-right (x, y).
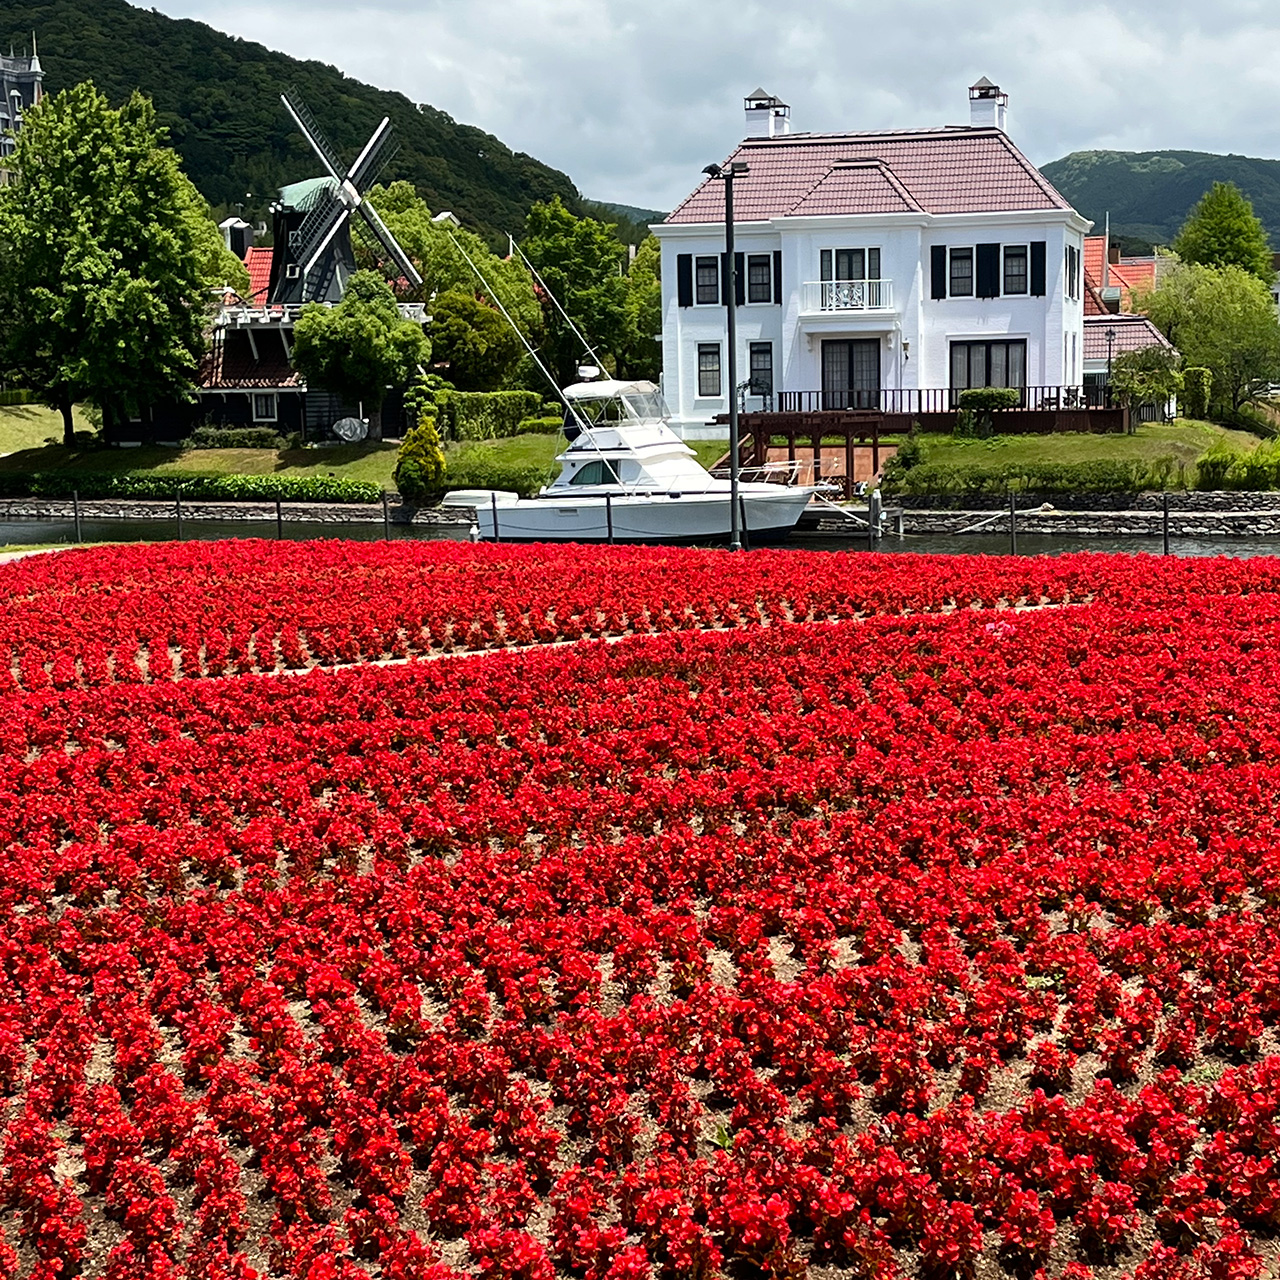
top-left (0, 404), bottom-right (96, 453)
top-left (918, 420), bottom-right (1258, 471)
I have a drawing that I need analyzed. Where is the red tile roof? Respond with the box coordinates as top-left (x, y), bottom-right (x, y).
top-left (1083, 276), bottom-right (1108, 316)
top-left (244, 246), bottom-right (273, 303)
top-left (1082, 313), bottom-right (1175, 360)
top-left (1083, 237), bottom-right (1157, 312)
top-left (665, 127), bottom-right (1072, 224)
top-left (199, 330), bottom-right (301, 390)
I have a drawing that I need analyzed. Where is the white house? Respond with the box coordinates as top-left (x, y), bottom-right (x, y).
top-left (652, 82), bottom-right (1092, 434)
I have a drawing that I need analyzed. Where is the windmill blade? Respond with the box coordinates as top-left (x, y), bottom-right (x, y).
top-left (303, 204), bottom-right (353, 279)
top-left (293, 185), bottom-right (344, 264)
top-left (355, 200), bottom-right (424, 288)
top-left (347, 116), bottom-right (396, 191)
top-left (281, 88), bottom-right (345, 184)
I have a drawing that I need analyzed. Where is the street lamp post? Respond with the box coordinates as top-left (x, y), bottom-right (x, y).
top-left (703, 159), bottom-right (749, 551)
top-left (1105, 326), bottom-right (1117, 408)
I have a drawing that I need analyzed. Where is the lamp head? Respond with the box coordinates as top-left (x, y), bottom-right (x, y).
top-left (702, 163), bottom-right (722, 178)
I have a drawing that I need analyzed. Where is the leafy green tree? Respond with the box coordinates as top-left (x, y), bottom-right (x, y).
top-left (292, 269), bottom-right (430, 440)
top-left (521, 196), bottom-right (629, 386)
top-left (1140, 260), bottom-right (1280, 415)
top-left (1173, 182), bottom-right (1274, 282)
top-left (617, 235), bottom-right (662, 382)
top-left (1109, 345), bottom-right (1183, 416)
top-left (428, 289), bottom-right (526, 391)
top-left (0, 81), bottom-right (248, 446)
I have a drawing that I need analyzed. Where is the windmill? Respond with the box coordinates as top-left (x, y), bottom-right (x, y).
top-left (266, 89), bottom-right (423, 306)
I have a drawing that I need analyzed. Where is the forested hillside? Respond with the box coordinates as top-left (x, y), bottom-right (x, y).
top-left (2, 0), bottom-right (582, 246)
top-left (1043, 149), bottom-right (1280, 251)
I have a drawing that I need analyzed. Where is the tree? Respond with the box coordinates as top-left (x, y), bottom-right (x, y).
top-left (520, 197), bottom-right (629, 386)
top-left (292, 270), bottom-right (430, 440)
top-left (0, 81), bottom-right (249, 446)
top-left (428, 289), bottom-right (525, 391)
top-left (617, 235), bottom-right (662, 382)
top-left (1173, 182), bottom-right (1274, 283)
top-left (393, 413), bottom-right (447, 503)
top-left (1139, 259), bottom-right (1280, 415)
top-left (1108, 345), bottom-right (1182, 417)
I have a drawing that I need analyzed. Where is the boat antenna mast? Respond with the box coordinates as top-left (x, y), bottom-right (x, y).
top-left (507, 234), bottom-right (606, 374)
top-left (434, 213), bottom-right (591, 436)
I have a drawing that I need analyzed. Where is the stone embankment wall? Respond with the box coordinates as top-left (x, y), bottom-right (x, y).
top-left (0, 497), bottom-right (470, 527)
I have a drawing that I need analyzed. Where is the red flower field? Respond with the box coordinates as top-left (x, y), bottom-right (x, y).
top-left (3, 541), bottom-right (1280, 1279)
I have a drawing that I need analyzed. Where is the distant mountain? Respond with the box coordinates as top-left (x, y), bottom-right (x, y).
top-left (581, 201), bottom-right (668, 246)
top-left (2, 0), bottom-right (582, 247)
top-left (1041, 149), bottom-right (1280, 252)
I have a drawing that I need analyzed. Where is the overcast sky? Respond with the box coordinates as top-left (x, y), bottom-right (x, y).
top-left (149, 0), bottom-right (1280, 211)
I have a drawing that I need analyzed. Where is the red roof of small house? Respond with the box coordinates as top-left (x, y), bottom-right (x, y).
top-left (664, 127), bottom-right (1072, 224)
top-left (199, 329), bottom-right (301, 391)
top-left (1082, 313), bottom-right (1176, 360)
top-left (1083, 237), bottom-right (1157, 311)
top-left (1083, 276), bottom-right (1108, 315)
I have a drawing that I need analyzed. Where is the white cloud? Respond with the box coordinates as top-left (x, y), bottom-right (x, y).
top-left (149, 0), bottom-right (1280, 210)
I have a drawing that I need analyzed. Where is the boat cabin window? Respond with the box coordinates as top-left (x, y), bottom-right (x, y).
top-left (568, 459), bottom-right (624, 486)
top-left (621, 389), bottom-right (669, 421)
top-left (567, 389), bottom-right (671, 428)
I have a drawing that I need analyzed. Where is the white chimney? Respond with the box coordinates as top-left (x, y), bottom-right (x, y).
top-left (969, 77), bottom-right (1008, 131)
top-left (744, 89), bottom-right (791, 138)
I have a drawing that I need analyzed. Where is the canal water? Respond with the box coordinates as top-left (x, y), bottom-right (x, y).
top-left (4, 516), bottom-right (1280, 559)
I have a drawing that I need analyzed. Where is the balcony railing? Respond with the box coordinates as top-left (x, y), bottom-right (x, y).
top-left (800, 279), bottom-right (893, 314)
top-left (775, 386), bottom-right (1107, 414)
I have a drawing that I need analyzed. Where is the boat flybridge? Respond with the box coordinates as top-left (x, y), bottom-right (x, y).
top-left (446, 378), bottom-right (817, 545)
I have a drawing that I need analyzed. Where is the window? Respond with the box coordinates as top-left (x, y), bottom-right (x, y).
top-left (252, 393), bottom-right (278, 422)
top-left (695, 255), bottom-right (719, 305)
top-left (949, 340), bottom-right (1027, 393)
top-left (1003, 245), bottom-right (1028, 295)
top-left (949, 248), bottom-right (974, 298)
top-left (1064, 245), bottom-right (1080, 300)
top-left (568, 459), bottom-right (623, 486)
top-left (820, 248), bottom-right (881, 281)
top-left (746, 254), bottom-right (773, 303)
top-left (697, 343), bottom-right (722, 397)
top-left (748, 342), bottom-right (773, 399)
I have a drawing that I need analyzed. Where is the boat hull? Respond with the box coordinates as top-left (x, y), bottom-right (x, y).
top-left (473, 488), bottom-right (813, 545)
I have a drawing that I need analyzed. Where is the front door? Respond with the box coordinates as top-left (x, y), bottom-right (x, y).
top-left (822, 339), bottom-right (881, 410)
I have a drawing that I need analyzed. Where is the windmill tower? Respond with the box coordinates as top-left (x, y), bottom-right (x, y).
top-left (267, 89), bottom-right (423, 305)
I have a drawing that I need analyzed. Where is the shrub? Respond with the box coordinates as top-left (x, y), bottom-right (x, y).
top-left (436, 390), bottom-right (544, 441)
top-left (0, 473), bottom-right (382, 503)
top-left (956, 387), bottom-right (1021, 440)
top-left (881, 457), bottom-right (1175, 497)
top-left (183, 426), bottom-right (285, 449)
top-left (0, 388), bottom-right (36, 406)
top-left (1194, 446), bottom-right (1242, 490)
top-left (394, 415), bottom-right (448, 504)
top-left (1183, 368), bottom-right (1213, 420)
top-left (445, 450), bottom-right (556, 498)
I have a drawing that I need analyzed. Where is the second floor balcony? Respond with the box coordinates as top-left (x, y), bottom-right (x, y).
top-left (801, 279), bottom-right (894, 315)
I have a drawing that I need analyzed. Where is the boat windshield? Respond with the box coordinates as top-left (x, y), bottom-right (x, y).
top-left (621, 389), bottom-right (670, 422)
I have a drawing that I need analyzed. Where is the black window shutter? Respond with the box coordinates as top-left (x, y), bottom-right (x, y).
top-left (930, 245), bottom-right (947, 300)
top-left (677, 254), bottom-right (693, 308)
top-left (1030, 241), bottom-right (1046, 296)
top-left (976, 244), bottom-right (1001, 298)
top-left (734, 253), bottom-right (746, 307)
top-left (720, 253), bottom-right (730, 307)
top-left (772, 250), bottom-right (782, 303)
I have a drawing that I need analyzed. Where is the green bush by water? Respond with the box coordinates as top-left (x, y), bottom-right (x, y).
top-left (0, 473), bottom-right (383, 503)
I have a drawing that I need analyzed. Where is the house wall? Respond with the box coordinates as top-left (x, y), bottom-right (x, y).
top-left (655, 215), bottom-right (1086, 433)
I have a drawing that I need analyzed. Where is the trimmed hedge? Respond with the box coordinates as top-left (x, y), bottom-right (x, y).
top-left (0, 389), bottom-right (37, 407)
top-left (444, 450), bottom-right (556, 498)
top-left (882, 457), bottom-right (1177, 497)
top-left (515, 416), bottom-right (566, 436)
top-left (183, 426), bottom-right (285, 449)
top-left (437, 390), bottom-right (544, 441)
top-left (0, 473), bottom-right (383, 503)
top-left (1183, 368), bottom-right (1212, 421)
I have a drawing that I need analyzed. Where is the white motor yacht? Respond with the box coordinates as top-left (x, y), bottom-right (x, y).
top-left (444, 379), bottom-right (816, 545)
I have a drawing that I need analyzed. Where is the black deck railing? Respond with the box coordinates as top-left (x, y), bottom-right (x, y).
top-left (774, 386), bottom-right (1115, 414)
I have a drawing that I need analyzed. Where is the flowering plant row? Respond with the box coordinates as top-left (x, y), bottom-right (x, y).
top-left (3, 545), bottom-right (1280, 1276)
top-left (3, 540), bottom-right (1280, 691)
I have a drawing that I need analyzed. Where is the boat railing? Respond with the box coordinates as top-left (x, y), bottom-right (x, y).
top-left (709, 458), bottom-right (806, 486)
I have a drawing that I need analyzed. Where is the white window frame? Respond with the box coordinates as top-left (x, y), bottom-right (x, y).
top-left (694, 255), bottom-right (720, 306)
top-left (746, 253), bottom-right (773, 304)
top-left (252, 392), bottom-right (278, 423)
top-left (1003, 244), bottom-right (1029, 296)
top-left (948, 246), bottom-right (974, 298)
top-left (696, 343), bottom-right (722, 398)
